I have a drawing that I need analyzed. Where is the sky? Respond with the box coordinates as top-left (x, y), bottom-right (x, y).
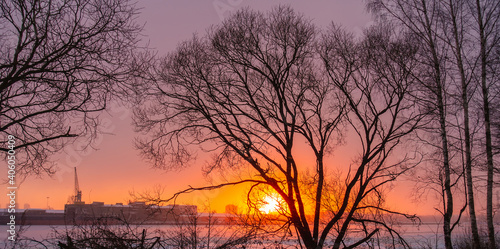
top-left (1, 0), bottom-right (438, 215)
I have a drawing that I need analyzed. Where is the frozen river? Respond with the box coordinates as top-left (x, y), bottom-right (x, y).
top-left (0, 221), bottom-right (495, 248)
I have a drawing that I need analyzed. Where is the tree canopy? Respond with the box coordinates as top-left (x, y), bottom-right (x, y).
top-left (0, 0), bottom-right (142, 176)
top-left (135, 6), bottom-right (424, 248)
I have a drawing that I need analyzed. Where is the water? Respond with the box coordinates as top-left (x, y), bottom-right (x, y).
top-left (0, 222), bottom-right (493, 248)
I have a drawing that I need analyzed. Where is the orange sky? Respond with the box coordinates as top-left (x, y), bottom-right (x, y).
top-left (1, 0), bottom-right (440, 216)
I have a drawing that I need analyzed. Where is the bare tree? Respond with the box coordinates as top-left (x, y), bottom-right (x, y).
top-left (319, 23), bottom-right (423, 249)
top-left (367, 1), bottom-right (465, 248)
top-left (441, 1), bottom-right (482, 247)
top-left (470, 1), bottom-right (500, 247)
top-left (365, 0), bottom-right (500, 248)
top-left (369, 1), bottom-right (500, 248)
top-left (135, 7), bottom-right (423, 249)
top-left (0, 0), bottom-right (141, 176)
top-left (440, 0), bottom-right (496, 247)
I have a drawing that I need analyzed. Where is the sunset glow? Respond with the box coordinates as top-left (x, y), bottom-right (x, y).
top-left (3, 0), bottom-right (494, 248)
top-left (259, 195), bottom-right (282, 214)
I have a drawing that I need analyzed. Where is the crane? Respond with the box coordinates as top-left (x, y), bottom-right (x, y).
top-left (71, 167), bottom-right (83, 204)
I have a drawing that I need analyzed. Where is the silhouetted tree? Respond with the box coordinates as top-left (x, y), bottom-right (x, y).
top-left (0, 0), bottom-right (141, 176)
top-left (135, 7), bottom-right (423, 249)
top-left (471, 1), bottom-right (500, 247)
top-left (368, 1), bottom-right (486, 248)
top-left (444, 2), bottom-right (480, 247)
top-left (319, 23), bottom-right (423, 249)
top-left (369, 1), bottom-right (500, 248)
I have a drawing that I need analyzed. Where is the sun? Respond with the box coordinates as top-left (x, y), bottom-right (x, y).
top-left (259, 195), bottom-right (281, 214)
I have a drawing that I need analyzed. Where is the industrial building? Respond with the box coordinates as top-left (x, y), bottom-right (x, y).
top-left (65, 201), bottom-right (197, 225)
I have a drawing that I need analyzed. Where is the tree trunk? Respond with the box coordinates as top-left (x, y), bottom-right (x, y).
top-left (439, 82), bottom-right (454, 249)
top-left (448, 1), bottom-right (481, 247)
top-left (313, 156), bottom-right (324, 244)
top-left (423, 2), bottom-right (454, 246)
top-left (475, 1), bottom-right (496, 248)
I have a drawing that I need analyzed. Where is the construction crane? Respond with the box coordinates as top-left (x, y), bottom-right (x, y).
top-left (71, 167), bottom-right (84, 204)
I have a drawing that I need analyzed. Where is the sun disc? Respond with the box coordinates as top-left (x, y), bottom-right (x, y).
top-left (260, 195), bottom-right (281, 214)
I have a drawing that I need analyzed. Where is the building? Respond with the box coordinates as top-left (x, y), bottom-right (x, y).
top-left (0, 209), bottom-right (65, 225)
top-left (64, 202), bottom-right (198, 225)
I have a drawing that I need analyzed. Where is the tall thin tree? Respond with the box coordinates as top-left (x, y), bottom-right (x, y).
top-left (442, 1), bottom-right (481, 246)
top-left (471, 0), bottom-right (500, 247)
top-left (367, 1), bottom-right (469, 248)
